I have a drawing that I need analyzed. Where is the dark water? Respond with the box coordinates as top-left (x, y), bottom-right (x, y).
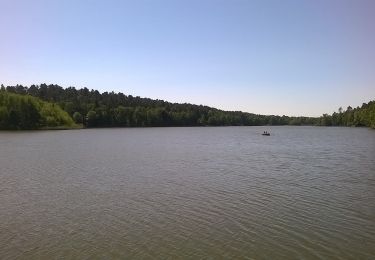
top-left (0, 126), bottom-right (374, 259)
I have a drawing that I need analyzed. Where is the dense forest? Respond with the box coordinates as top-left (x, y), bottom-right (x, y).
top-left (317, 101), bottom-right (375, 128)
top-left (0, 83), bottom-right (374, 129)
top-left (0, 84), bottom-right (316, 128)
top-left (0, 91), bottom-right (75, 130)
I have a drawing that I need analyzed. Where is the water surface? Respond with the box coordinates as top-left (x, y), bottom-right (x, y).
top-left (1, 126), bottom-right (374, 259)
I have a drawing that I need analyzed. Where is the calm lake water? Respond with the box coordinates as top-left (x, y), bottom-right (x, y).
top-left (0, 126), bottom-right (374, 259)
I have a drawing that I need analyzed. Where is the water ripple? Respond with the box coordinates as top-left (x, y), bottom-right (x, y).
top-left (0, 126), bottom-right (374, 259)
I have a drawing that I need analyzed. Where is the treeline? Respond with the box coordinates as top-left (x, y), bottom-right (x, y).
top-left (0, 91), bottom-right (75, 130)
top-left (1, 83), bottom-right (373, 129)
top-left (318, 102), bottom-right (375, 128)
top-left (1, 84), bottom-right (317, 128)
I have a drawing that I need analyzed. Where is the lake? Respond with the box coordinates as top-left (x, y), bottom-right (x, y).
top-left (0, 126), bottom-right (374, 259)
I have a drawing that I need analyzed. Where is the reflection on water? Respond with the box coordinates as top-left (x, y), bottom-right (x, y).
top-left (0, 126), bottom-right (374, 259)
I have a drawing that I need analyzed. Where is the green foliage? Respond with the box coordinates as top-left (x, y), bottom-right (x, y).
top-left (0, 91), bottom-right (75, 130)
top-left (4, 83), bottom-right (373, 129)
top-left (3, 84), bottom-right (306, 128)
top-left (73, 111), bottom-right (83, 124)
top-left (86, 110), bottom-right (97, 127)
top-left (318, 101), bottom-right (375, 128)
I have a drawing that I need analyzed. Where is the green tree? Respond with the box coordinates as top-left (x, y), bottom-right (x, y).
top-left (86, 110), bottom-right (97, 127)
top-left (3, 83), bottom-right (374, 129)
top-left (73, 111), bottom-right (83, 124)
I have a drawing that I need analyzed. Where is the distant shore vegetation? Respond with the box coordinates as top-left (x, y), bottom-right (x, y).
top-left (0, 90), bottom-right (75, 130)
top-left (0, 84), bottom-right (374, 130)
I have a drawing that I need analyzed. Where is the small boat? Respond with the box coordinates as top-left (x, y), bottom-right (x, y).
top-left (262, 132), bottom-right (270, 136)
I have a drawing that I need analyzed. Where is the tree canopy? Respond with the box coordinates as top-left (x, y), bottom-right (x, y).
top-left (2, 84), bottom-right (318, 128)
top-left (317, 102), bottom-right (375, 128)
top-left (1, 83), bottom-right (374, 129)
top-left (0, 90), bottom-right (75, 130)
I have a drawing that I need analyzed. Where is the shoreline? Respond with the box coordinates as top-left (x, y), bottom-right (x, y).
top-left (1, 124), bottom-right (373, 131)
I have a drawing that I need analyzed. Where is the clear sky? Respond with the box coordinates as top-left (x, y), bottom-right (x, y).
top-left (1, 0), bottom-right (374, 116)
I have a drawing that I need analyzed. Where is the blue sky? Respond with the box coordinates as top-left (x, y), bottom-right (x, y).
top-left (0, 0), bottom-right (374, 116)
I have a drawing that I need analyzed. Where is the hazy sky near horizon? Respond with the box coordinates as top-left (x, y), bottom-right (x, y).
top-left (1, 0), bottom-right (374, 116)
